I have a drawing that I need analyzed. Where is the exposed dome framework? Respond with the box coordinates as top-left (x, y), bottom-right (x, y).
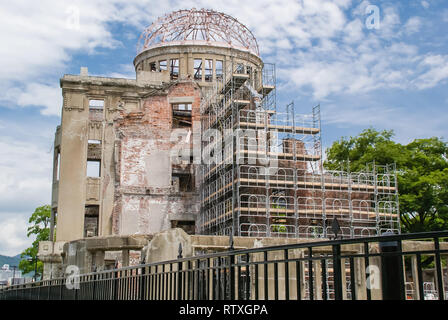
top-left (137, 9), bottom-right (259, 56)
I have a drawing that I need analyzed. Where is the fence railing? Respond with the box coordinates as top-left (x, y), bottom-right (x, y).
top-left (1, 231), bottom-right (447, 300)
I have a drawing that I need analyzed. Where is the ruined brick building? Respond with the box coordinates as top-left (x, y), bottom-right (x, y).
top-left (49, 9), bottom-right (399, 247)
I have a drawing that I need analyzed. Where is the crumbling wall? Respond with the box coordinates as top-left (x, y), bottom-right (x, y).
top-left (112, 81), bottom-right (201, 237)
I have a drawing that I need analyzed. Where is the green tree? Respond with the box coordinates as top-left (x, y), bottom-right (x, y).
top-left (325, 128), bottom-right (448, 233)
top-left (18, 205), bottom-right (52, 277)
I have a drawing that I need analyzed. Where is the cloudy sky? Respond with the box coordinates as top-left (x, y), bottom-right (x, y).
top-left (0, 0), bottom-right (447, 256)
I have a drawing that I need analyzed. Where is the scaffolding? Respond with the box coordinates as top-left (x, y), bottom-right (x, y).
top-left (198, 61), bottom-right (400, 239)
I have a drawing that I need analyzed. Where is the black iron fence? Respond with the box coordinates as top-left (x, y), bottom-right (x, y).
top-left (1, 231), bottom-right (448, 300)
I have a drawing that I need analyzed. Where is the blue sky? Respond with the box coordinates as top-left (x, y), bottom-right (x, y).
top-left (0, 0), bottom-right (447, 256)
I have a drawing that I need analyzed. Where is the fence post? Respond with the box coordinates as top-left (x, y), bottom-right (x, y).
top-left (92, 274), bottom-right (97, 300)
top-left (140, 266), bottom-right (146, 300)
top-left (379, 232), bottom-right (404, 300)
top-left (177, 243), bottom-right (183, 300)
top-left (332, 244), bottom-right (343, 300)
top-left (113, 271), bottom-right (119, 300)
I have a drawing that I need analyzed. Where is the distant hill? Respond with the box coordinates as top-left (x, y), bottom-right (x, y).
top-left (0, 254), bottom-right (36, 278)
top-left (0, 254), bottom-right (22, 268)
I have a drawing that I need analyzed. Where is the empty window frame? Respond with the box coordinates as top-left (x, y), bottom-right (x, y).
top-left (172, 103), bottom-right (192, 111)
top-left (159, 60), bottom-right (167, 71)
top-left (87, 140), bottom-right (102, 161)
top-left (170, 59), bottom-right (179, 79)
top-left (89, 100), bottom-right (104, 110)
top-left (236, 63), bottom-right (244, 74)
top-left (149, 62), bottom-right (157, 71)
top-left (216, 60), bottom-right (223, 80)
top-left (172, 173), bottom-right (193, 192)
top-left (246, 65), bottom-right (252, 76)
top-left (87, 160), bottom-right (101, 177)
top-left (84, 205), bottom-right (99, 237)
top-left (194, 59), bottom-right (202, 80)
top-left (57, 152), bottom-right (61, 180)
top-left (204, 59), bottom-right (213, 82)
top-left (172, 103), bottom-right (192, 128)
top-left (171, 220), bottom-right (195, 235)
top-left (54, 149), bottom-right (61, 181)
top-left (89, 99), bottom-right (104, 121)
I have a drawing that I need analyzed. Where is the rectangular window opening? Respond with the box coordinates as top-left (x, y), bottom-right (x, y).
top-left (88, 140), bottom-right (102, 161)
top-left (89, 100), bottom-right (104, 110)
top-left (89, 99), bottom-right (104, 121)
top-left (87, 160), bottom-right (101, 177)
top-left (172, 103), bottom-right (192, 128)
top-left (170, 59), bottom-right (179, 80)
top-left (159, 60), bottom-right (167, 72)
top-left (171, 220), bottom-right (195, 235)
top-left (55, 150), bottom-right (61, 181)
top-left (194, 59), bottom-right (202, 80)
top-left (150, 62), bottom-right (157, 71)
top-left (84, 205), bottom-right (99, 238)
top-left (216, 60), bottom-right (223, 81)
top-left (172, 173), bottom-right (193, 192)
top-left (236, 63), bottom-right (244, 74)
top-left (204, 59), bottom-right (213, 82)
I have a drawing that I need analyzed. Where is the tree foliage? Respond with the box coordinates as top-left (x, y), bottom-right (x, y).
top-left (325, 128), bottom-right (448, 233)
top-left (18, 205), bottom-right (52, 277)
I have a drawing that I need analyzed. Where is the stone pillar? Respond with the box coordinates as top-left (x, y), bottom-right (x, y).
top-left (50, 208), bottom-right (56, 242)
top-left (122, 249), bottom-right (129, 267)
top-left (354, 258), bottom-right (367, 300)
top-left (410, 255), bottom-right (420, 300)
top-left (187, 52), bottom-right (193, 78)
top-left (38, 241), bottom-right (65, 280)
top-left (94, 251), bottom-right (105, 271)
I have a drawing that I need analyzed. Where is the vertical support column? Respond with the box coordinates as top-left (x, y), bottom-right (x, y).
top-left (373, 161), bottom-right (379, 234)
top-left (341, 258), bottom-right (348, 300)
top-left (434, 238), bottom-right (446, 301)
top-left (410, 255), bottom-right (420, 300)
top-left (187, 52), bottom-right (193, 78)
top-left (264, 110), bottom-right (270, 237)
top-left (230, 252), bottom-right (235, 300)
top-left (94, 250), bottom-right (105, 272)
top-left (354, 257), bottom-right (367, 300)
top-left (122, 250), bottom-right (129, 268)
top-left (332, 244), bottom-right (343, 300)
top-left (50, 208), bottom-right (56, 242)
top-left (313, 259), bottom-right (322, 300)
top-left (380, 234), bottom-right (404, 300)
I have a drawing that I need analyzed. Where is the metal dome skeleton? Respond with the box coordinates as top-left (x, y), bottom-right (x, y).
top-left (137, 9), bottom-right (260, 56)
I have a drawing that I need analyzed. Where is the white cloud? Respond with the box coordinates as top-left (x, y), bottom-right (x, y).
top-left (0, 1), bottom-right (120, 83)
top-left (421, 1), bottom-right (430, 9)
top-left (0, 215), bottom-right (32, 256)
top-left (414, 54), bottom-right (448, 89)
top-left (1, 0), bottom-right (446, 107)
top-left (0, 139), bottom-right (52, 212)
top-left (404, 16), bottom-right (422, 34)
top-left (7, 83), bottom-right (62, 116)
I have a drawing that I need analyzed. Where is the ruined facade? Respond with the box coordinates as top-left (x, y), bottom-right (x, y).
top-left (50, 9), bottom-right (399, 247)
